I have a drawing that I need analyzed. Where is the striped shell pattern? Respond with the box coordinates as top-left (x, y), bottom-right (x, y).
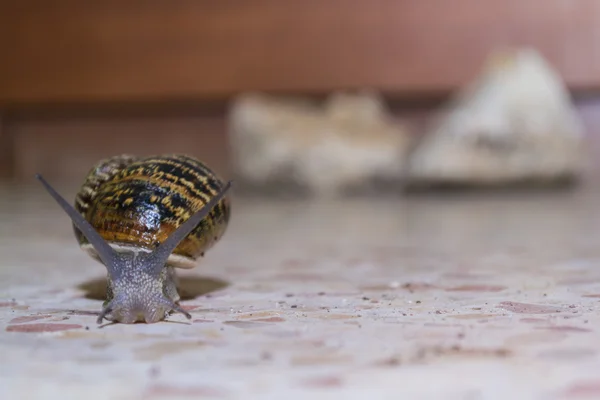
top-left (73, 154), bottom-right (231, 269)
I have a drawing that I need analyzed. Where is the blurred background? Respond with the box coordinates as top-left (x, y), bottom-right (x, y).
top-left (0, 1), bottom-right (599, 195)
top-left (4, 4), bottom-right (600, 396)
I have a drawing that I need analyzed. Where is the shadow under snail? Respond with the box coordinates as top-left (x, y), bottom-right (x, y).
top-left (36, 154), bottom-right (232, 325)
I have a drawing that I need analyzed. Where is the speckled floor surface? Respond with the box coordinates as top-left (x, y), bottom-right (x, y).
top-left (3, 183), bottom-right (600, 399)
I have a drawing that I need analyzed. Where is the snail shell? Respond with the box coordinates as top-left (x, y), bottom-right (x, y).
top-left (73, 154), bottom-right (231, 270)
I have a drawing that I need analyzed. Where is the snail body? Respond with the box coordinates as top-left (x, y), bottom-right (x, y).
top-left (36, 154), bottom-right (232, 324)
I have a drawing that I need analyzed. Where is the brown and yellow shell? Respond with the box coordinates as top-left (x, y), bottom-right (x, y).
top-left (73, 154), bottom-right (231, 269)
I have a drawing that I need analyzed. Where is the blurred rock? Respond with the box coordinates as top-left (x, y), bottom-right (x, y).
top-left (405, 48), bottom-right (586, 189)
top-left (228, 91), bottom-right (413, 197)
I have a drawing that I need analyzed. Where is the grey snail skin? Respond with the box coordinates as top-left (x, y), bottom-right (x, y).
top-left (36, 154), bottom-right (232, 324)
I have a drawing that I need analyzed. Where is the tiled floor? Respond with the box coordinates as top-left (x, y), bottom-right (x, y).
top-left (3, 182), bottom-right (600, 399)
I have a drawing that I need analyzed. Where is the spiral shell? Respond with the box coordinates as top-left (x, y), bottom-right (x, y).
top-left (73, 154), bottom-right (231, 269)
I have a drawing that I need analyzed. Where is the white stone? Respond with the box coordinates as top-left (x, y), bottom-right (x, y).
top-left (228, 91), bottom-right (412, 197)
top-left (405, 48), bottom-right (586, 186)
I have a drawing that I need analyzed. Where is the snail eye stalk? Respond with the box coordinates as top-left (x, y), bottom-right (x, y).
top-left (36, 174), bottom-right (120, 276)
top-left (147, 180), bottom-right (232, 274)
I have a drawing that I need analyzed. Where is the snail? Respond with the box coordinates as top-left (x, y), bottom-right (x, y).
top-left (36, 154), bottom-right (232, 324)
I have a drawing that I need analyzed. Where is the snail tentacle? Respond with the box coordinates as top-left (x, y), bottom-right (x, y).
top-left (160, 299), bottom-right (192, 320)
top-left (148, 180), bottom-right (233, 274)
top-left (36, 174), bottom-right (120, 278)
top-left (96, 301), bottom-right (115, 324)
